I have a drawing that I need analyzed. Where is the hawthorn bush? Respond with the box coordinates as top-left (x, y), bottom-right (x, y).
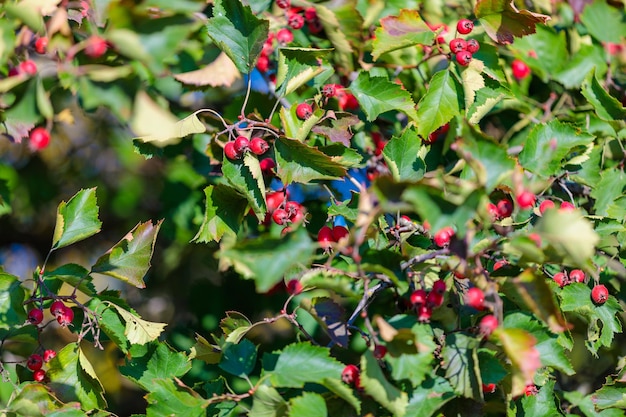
top-left (1, 0), bottom-right (626, 416)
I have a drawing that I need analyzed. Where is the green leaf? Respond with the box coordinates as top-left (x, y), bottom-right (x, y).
top-left (120, 342), bottom-right (191, 391)
top-left (554, 44), bottom-right (607, 89)
top-left (320, 142), bottom-right (363, 168)
top-left (0, 178), bottom-right (11, 217)
top-left (441, 333), bottom-right (482, 399)
top-left (509, 25), bottom-right (567, 82)
top-left (44, 264), bottom-right (96, 296)
top-left (518, 120), bottom-right (595, 178)
top-left (221, 227), bottom-right (316, 293)
top-left (36, 77), bottom-right (53, 120)
top-left (205, 0), bottom-right (270, 74)
top-left (269, 342), bottom-right (344, 388)
top-left (145, 378), bottom-right (209, 417)
top-left (405, 376), bottom-right (455, 416)
top-left (580, 0), bottom-right (626, 44)
top-left (492, 327), bottom-right (541, 397)
top-left (382, 127), bottom-right (426, 182)
top-left (582, 69), bottom-right (626, 121)
top-left (5, 384), bottom-right (69, 416)
top-left (4, 3), bottom-right (44, 32)
top-left (276, 48), bottom-right (331, 96)
top-left (350, 71), bottom-right (418, 122)
top-left (520, 379), bottom-right (561, 416)
top-left (474, 0), bottom-right (551, 45)
top-left (91, 220), bottom-right (162, 288)
top-left (280, 104), bottom-right (324, 142)
top-left (274, 137), bottom-right (347, 184)
top-left (590, 168), bottom-right (626, 217)
top-left (193, 184), bottom-right (248, 243)
top-left (189, 333), bottom-right (222, 364)
top-left (534, 209), bottom-right (599, 267)
top-left (387, 352), bottom-right (433, 387)
top-left (360, 350), bottom-right (408, 416)
top-left (320, 377), bottom-right (361, 413)
top-left (0, 272), bottom-right (27, 332)
top-left (467, 78), bottom-right (512, 125)
top-left (593, 384), bottom-right (626, 410)
top-left (87, 296), bottom-right (130, 353)
top-left (47, 343), bottom-right (107, 410)
top-left (52, 188), bottom-right (102, 250)
top-left (249, 385), bottom-right (288, 417)
top-left (289, 392), bottom-right (328, 417)
top-left (371, 9), bottom-right (434, 60)
top-left (106, 303), bottom-right (167, 345)
top-left (415, 69), bottom-right (463, 139)
top-left (559, 284), bottom-right (622, 355)
top-left (313, 2), bottom-right (358, 72)
top-left (219, 339), bottom-right (257, 377)
top-left (222, 152), bottom-right (266, 221)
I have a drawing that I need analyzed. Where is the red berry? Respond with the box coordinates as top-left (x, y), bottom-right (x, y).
top-left (256, 55), bottom-right (270, 72)
top-left (432, 279), bottom-right (446, 295)
top-left (483, 383), bottom-right (497, 394)
top-left (288, 13), bottom-right (305, 30)
top-left (33, 369), bottom-right (46, 382)
top-left (27, 308), bottom-right (44, 325)
top-left (29, 127), bottom-right (51, 150)
top-left (479, 314), bottom-right (498, 337)
top-left (455, 51), bottom-right (472, 66)
top-left (50, 300), bottom-right (66, 317)
top-left (259, 158), bottom-right (276, 173)
top-left (524, 384), bottom-right (538, 396)
top-left (497, 198), bottom-right (515, 218)
top-left (295, 103), bottom-right (313, 120)
top-left (426, 123), bottom-right (450, 144)
top-left (539, 200), bottom-right (555, 214)
top-left (569, 269), bottom-right (585, 284)
top-left (304, 7), bottom-right (317, 21)
top-left (456, 19), bottom-right (474, 35)
top-left (250, 137), bottom-right (269, 155)
top-left (27, 354), bottom-right (43, 371)
top-left (466, 39), bottom-right (480, 53)
top-left (272, 208), bottom-right (289, 225)
top-left (341, 364), bottom-right (360, 386)
top-left (417, 304), bottom-right (432, 322)
top-left (493, 259), bottom-right (507, 271)
top-left (317, 225), bottom-right (334, 250)
top-left (266, 192), bottom-right (286, 213)
top-left (553, 272), bottom-right (566, 287)
top-left (512, 59), bottom-right (531, 80)
top-left (373, 344), bottom-right (387, 359)
top-left (516, 191), bottom-right (536, 209)
top-left (286, 279), bottom-right (303, 295)
top-left (43, 349), bottom-right (56, 362)
top-left (224, 141), bottom-right (240, 160)
top-left (322, 83), bottom-right (338, 97)
top-left (433, 226), bottom-right (454, 247)
top-left (337, 91), bottom-right (359, 111)
top-left (426, 291), bottom-right (444, 308)
top-left (466, 287), bottom-right (485, 310)
top-left (449, 38), bottom-right (467, 53)
top-left (276, 0), bottom-right (290, 9)
top-left (486, 203), bottom-right (499, 219)
top-left (233, 136), bottom-right (250, 154)
top-left (528, 233), bottom-right (542, 247)
top-left (85, 36), bottom-right (107, 58)
top-left (276, 28), bottom-right (294, 44)
top-left (56, 305), bottom-right (74, 327)
top-left (332, 225), bottom-right (349, 242)
top-left (560, 201), bottom-right (575, 211)
top-left (35, 37), bottom-right (48, 54)
top-left (410, 289), bottom-right (428, 306)
top-left (19, 60), bottom-right (38, 76)
top-left (591, 284), bottom-right (609, 304)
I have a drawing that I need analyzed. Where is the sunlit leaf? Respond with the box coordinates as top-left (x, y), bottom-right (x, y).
top-left (580, 0), bottom-right (626, 44)
top-left (405, 376), bottom-right (455, 416)
top-left (520, 379), bottom-right (561, 415)
top-left (441, 332), bottom-right (482, 399)
top-left (52, 188), bottom-right (102, 250)
top-left (189, 334), bottom-right (222, 364)
top-left (360, 350), bottom-right (408, 416)
top-left (274, 136), bottom-right (346, 184)
top-left (415, 69), bottom-right (463, 139)
top-left (276, 48), bottom-right (331, 96)
top-left (475, 0), bottom-right (551, 44)
top-left (249, 385), bottom-right (288, 417)
top-left (289, 392), bottom-right (327, 417)
top-left (44, 264), bottom-right (96, 296)
top-left (269, 342), bottom-right (344, 388)
top-left (174, 52), bottom-right (242, 87)
top-left (222, 152), bottom-right (266, 222)
top-left (193, 184), bottom-right (248, 243)
top-left (145, 378), bottom-right (209, 417)
top-left (492, 327), bottom-right (541, 397)
top-left (350, 71), bottom-right (418, 122)
top-left (120, 342), bottom-right (190, 391)
top-left (371, 9), bottom-right (434, 60)
top-left (106, 303), bottom-right (167, 345)
top-left (382, 127), bottom-right (425, 182)
top-left (582, 68), bottom-right (626, 121)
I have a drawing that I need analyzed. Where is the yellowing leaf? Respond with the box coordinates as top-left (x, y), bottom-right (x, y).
top-left (475, 0), bottom-right (551, 44)
top-left (173, 52), bottom-right (242, 87)
top-left (461, 59), bottom-right (485, 110)
top-left (493, 327), bottom-right (541, 397)
top-left (107, 303), bottom-right (167, 345)
top-left (132, 91), bottom-right (206, 146)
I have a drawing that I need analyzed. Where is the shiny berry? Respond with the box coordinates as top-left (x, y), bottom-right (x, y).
top-left (19, 60), bottom-right (38, 76)
top-left (288, 13), bottom-right (305, 30)
top-left (33, 369), bottom-right (46, 382)
top-left (433, 226), bottom-right (454, 247)
top-left (276, 28), bottom-right (294, 44)
top-left (449, 38), bottom-right (467, 53)
top-left (304, 7), bottom-right (317, 21)
top-left (466, 287), bottom-right (485, 310)
top-left (373, 344), bottom-right (387, 359)
top-left (483, 383), bottom-right (497, 394)
top-left (516, 191), bottom-right (536, 209)
top-left (276, 0), bottom-right (290, 9)
top-left (486, 203), bottom-right (499, 219)
top-left (317, 225), bottom-right (334, 250)
top-left (56, 305), bottom-right (74, 327)
top-left (432, 279), bottom-right (446, 295)
top-left (341, 364), bottom-right (360, 386)
top-left (455, 51), bottom-right (472, 66)
top-left (259, 158), bottom-right (276, 172)
top-left (417, 304), bottom-right (432, 322)
top-left (512, 59), bottom-right (531, 80)
top-left (524, 384), bottom-right (538, 396)
top-left (43, 349), bottom-right (56, 362)
top-left (569, 269), bottom-right (585, 283)
top-left (35, 37), bottom-right (48, 54)
top-left (85, 36), bottom-right (107, 58)
top-left (466, 39), bottom-right (480, 53)
top-left (332, 225), bottom-right (349, 242)
top-left (493, 259), bottom-right (507, 271)
top-left (29, 127), bottom-right (51, 150)
top-left (224, 141), bottom-right (240, 160)
top-left (410, 289), bottom-right (428, 305)
top-left (27, 308), bottom-right (44, 325)
top-left (426, 291), bottom-right (444, 308)
top-left (233, 136), bottom-right (250, 154)
top-left (322, 83), bottom-right (338, 97)
top-left (560, 201), bottom-right (575, 211)
top-left (256, 55), bottom-right (270, 72)
top-left (27, 354), bottom-right (43, 371)
top-left (591, 284), bottom-right (609, 304)
top-left (539, 200), bottom-right (555, 214)
top-left (266, 192), bottom-right (286, 212)
top-left (50, 300), bottom-right (66, 317)
top-left (479, 314), bottom-right (498, 337)
top-left (456, 19), bottom-right (474, 35)
top-left (286, 279), bottom-right (303, 295)
top-left (553, 272), bottom-right (566, 287)
top-left (250, 137), bottom-right (269, 155)
top-left (496, 199), bottom-right (513, 218)
top-left (295, 103), bottom-right (313, 120)
top-left (272, 208), bottom-right (289, 225)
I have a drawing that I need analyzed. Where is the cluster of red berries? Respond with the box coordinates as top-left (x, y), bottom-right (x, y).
top-left (256, 2), bottom-right (322, 73)
top-left (317, 224), bottom-right (349, 250)
top-left (433, 226), bottom-right (455, 247)
top-left (538, 199), bottom-right (575, 215)
top-left (551, 269), bottom-right (585, 288)
top-left (409, 279), bottom-right (447, 322)
top-left (25, 349), bottom-right (56, 382)
top-left (224, 136), bottom-right (270, 160)
top-left (265, 191), bottom-right (304, 226)
top-left (8, 59), bottom-right (38, 77)
top-left (447, 19), bottom-right (480, 67)
top-left (27, 300), bottom-right (74, 328)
